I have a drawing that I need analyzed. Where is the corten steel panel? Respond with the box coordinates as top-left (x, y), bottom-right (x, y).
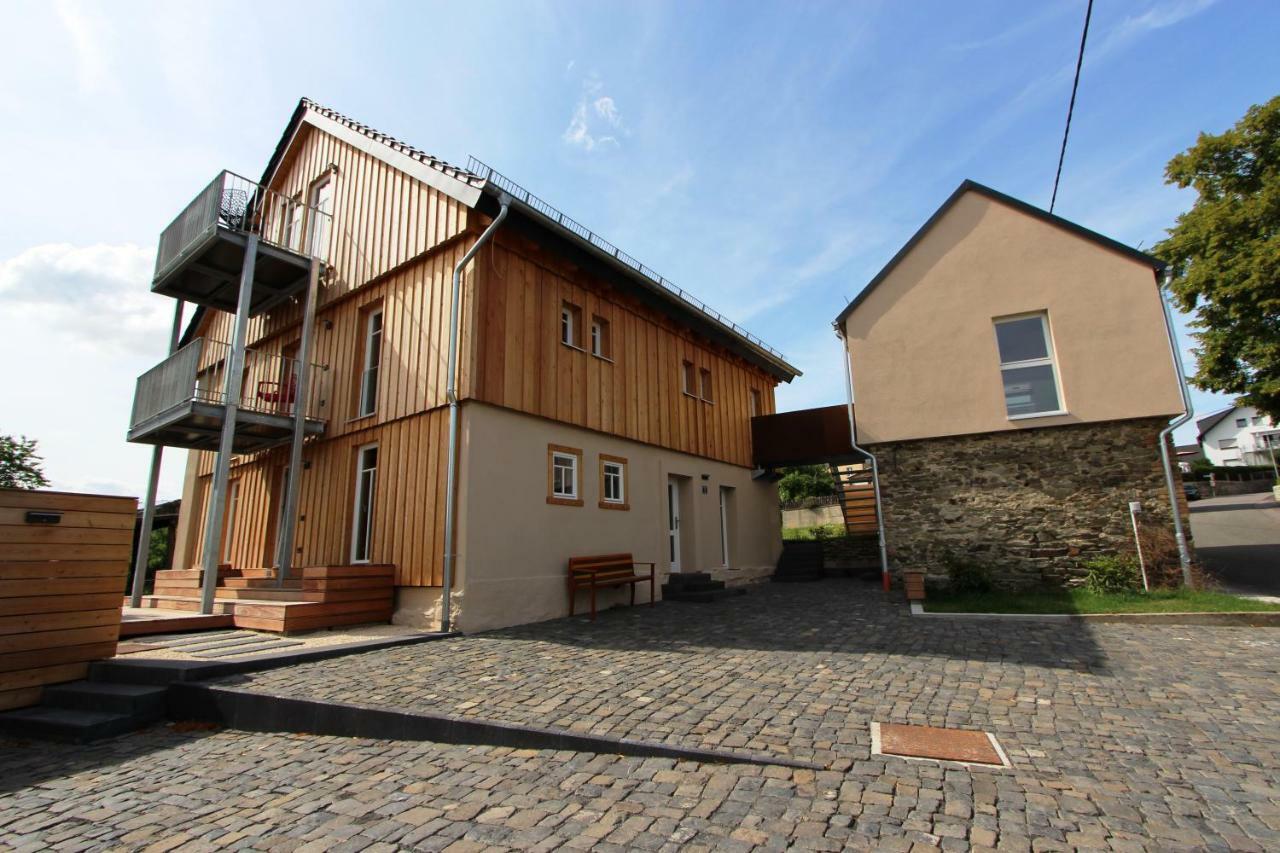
top-left (751, 405), bottom-right (858, 468)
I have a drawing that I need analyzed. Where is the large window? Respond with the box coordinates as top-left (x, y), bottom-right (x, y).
top-left (358, 306), bottom-right (383, 417)
top-left (547, 444), bottom-right (583, 506)
top-left (599, 454), bottom-right (628, 510)
top-left (994, 313), bottom-right (1063, 418)
top-left (350, 444), bottom-right (378, 563)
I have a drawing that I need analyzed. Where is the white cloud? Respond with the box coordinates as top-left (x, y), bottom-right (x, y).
top-left (563, 76), bottom-right (625, 151)
top-left (0, 243), bottom-right (169, 356)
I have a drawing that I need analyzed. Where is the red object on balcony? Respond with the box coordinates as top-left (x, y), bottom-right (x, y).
top-left (257, 375), bottom-right (297, 408)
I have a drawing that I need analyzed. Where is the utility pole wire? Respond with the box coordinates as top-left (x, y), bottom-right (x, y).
top-left (1050, 0), bottom-right (1094, 214)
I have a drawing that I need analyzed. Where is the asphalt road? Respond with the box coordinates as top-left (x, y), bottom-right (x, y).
top-left (1189, 492), bottom-right (1280, 595)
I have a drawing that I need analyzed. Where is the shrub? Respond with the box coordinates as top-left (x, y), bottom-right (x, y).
top-left (942, 552), bottom-right (992, 594)
top-left (1137, 523), bottom-right (1213, 590)
top-left (1083, 555), bottom-right (1142, 595)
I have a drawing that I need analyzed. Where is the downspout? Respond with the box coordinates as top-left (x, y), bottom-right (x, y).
top-left (1155, 269), bottom-right (1195, 584)
top-left (835, 325), bottom-right (891, 591)
top-left (441, 193), bottom-right (511, 632)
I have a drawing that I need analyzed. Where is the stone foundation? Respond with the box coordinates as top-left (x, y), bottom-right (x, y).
top-left (872, 417), bottom-right (1185, 589)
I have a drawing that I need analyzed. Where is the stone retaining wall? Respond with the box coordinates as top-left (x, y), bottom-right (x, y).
top-left (872, 417), bottom-right (1184, 589)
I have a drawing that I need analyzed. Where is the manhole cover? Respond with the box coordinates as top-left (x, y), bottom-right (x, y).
top-left (872, 722), bottom-right (1009, 767)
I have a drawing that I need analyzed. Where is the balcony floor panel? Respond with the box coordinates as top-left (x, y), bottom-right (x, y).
top-left (127, 400), bottom-right (324, 453)
top-left (151, 227), bottom-right (312, 316)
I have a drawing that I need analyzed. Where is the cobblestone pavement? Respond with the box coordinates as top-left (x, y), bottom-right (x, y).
top-left (2, 579), bottom-right (1279, 850)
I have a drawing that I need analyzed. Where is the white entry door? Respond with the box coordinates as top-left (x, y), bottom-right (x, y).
top-left (667, 478), bottom-right (681, 573)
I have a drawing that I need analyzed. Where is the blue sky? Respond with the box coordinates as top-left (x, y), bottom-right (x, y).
top-left (0, 0), bottom-right (1274, 499)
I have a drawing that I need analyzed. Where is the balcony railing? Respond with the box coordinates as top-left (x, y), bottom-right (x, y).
top-left (154, 170), bottom-right (333, 285)
top-left (130, 337), bottom-right (329, 434)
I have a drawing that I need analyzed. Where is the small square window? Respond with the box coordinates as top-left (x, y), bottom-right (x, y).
top-left (1236, 418), bottom-right (1248, 428)
top-left (561, 301), bottom-right (583, 348)
top-left (599, 455), bottom-right (628, 510)
top-left (547, 445), bottom-right (583, 506)
top-left (681, 361), bottom-right (696, 395)
top-left (590, 316), bottom-right (611, 359)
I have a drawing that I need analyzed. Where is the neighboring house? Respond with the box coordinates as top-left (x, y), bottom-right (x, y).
top-left (1174, 444), bottom-right (1204, 473)
top-left (1196, 405), bottom-right (1279, 467)
top-left (130, 99), bottom-right (799, 632)
top-left (834, 181), bottom-right (1188, 587)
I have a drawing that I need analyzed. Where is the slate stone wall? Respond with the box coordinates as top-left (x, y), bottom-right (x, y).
top-left (872, 417), bottom-right (1184, 588)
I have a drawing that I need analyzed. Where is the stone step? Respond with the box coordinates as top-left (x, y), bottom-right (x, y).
top-left (664, 572), bottom-right (713, 588)
top-left (662, 587), bottom-right (747, 603)
top-left (42, 681), bottom-right (168, 717)
top-left (661, 580), bottom-right (725, 596)
top-left (0, 706), bottom-right (141, 744)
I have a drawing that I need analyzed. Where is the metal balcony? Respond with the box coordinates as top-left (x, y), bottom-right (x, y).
top-left (128, 338), bottom-right (329, 453)
top-left (151, 171), bottom-right (331, 315)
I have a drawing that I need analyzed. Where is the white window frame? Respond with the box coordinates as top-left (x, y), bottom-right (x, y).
top-left (561, 306), bottom-right (574, 347)
top-left (994, 312), bottom-right (1066, 420)
top-left (358, 307), bottom-right (383, 417)
top-left (350, 443), bottom-right (378, 563)
top-left (590, 319), bottom-right (604, 357)
top-left (719, 486), bottom-right (730, 568)
top-left (749, 388), bottom-right (761, 418)
top-left (1219, 438), bottom-right (1238, 450)
top-left (552, 452), bottom-right (578, 499)
top-left (602, 461), bottom-right (624, 504)
top-left (282, 195), bottom-right (303, 251)
top-left (308, 177), bottom-right (333, 261)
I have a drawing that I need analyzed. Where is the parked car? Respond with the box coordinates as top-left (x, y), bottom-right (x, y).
top-left (1184, 483), bottom-right (1202, 501)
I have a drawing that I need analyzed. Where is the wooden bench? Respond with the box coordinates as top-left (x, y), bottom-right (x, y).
top-left (567, 553), bottom-right (656, 620)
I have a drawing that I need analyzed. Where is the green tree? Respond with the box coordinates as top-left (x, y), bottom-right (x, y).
top-left (1155, 96), bottom-right (1280, 421)
top-left (777, 464), bottom-right (835, 504)
top-left (0, 435), bottom-right (49, 490)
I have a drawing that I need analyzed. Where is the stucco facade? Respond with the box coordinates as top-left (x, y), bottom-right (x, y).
top-left (841, 187), bottom-right (1183, 445)
top-left (428, 402), bottom-right (782, 633)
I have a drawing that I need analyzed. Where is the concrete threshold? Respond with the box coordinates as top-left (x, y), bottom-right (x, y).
top-left (167, 682), bottom-right (825, 771)
top-left (909, 601), bottom-right (1280, 626)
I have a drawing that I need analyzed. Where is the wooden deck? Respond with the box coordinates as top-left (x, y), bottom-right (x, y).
top-left (136, 564), bottom-right (394, 633)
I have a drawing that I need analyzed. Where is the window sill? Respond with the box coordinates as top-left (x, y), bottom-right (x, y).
top-left (592, 353), bottom-right (615, 364)
top-left (346, 413), bottom-right (377, 425)
top-left (560, 341), bottom-right (587, 354)
top-left (599, 501), bottom-right (630, 511)
top-left (1007, 410), bottom-right (1068, 422)
top-left (547, 496), bottom-right (584, 507)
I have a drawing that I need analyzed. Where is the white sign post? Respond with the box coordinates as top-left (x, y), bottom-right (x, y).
top-left (1129, 501), bottom-right (1149, 591)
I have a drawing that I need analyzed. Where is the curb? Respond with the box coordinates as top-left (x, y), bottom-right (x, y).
top-left (93, 631), bottom-right (459, 685)
top-left (909, 601), bottom-right (1280, 626)
top-left (167, 683), bottom-right (825, 770)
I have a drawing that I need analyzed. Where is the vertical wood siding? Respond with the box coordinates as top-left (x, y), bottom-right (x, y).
top-left (470, 235), bottom-right (779, 468)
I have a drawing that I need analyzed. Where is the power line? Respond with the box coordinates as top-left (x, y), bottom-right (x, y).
top-left (1049, 0), bottom-right (1094, 214)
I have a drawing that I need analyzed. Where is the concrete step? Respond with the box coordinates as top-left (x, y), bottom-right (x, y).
top-left (0, 706), bottom-right (141, 743)
top-left (663, 588), bottom-right (747, 603)
top-left (42, 681), bottom-right (168, 717)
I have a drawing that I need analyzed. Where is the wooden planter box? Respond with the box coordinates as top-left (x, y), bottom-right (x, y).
top-left (903, 570), bottom-right (926, 601)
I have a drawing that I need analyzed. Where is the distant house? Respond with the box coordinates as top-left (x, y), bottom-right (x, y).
top-left (834, 181), bottom-right (1189, 588)
top-left (1174, 444), bottom-right (1203, 473)
top-left (1197, 405), bottom-right (1279, 467)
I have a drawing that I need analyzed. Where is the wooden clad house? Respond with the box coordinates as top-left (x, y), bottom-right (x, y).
top-left (130, 99), bottom-right (799, 632)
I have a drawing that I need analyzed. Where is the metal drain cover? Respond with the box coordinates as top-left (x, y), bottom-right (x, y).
top-left (872, 722), bottom-right (1009, 767)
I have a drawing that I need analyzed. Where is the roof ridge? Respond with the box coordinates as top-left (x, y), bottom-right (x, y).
top-left (300, 98), bottom-right (487, 188)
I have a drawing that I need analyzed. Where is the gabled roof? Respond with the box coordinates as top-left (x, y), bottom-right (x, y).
top-left (1196, 405), bottom-right (1238, 441)
top-left (250, 99), bottom-right (799, 381)
top-left (834, 180), bottom-right (1167, 327)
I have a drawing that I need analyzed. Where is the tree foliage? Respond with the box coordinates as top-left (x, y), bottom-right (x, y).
top-left (777, 464), bottom-right (836, 504)
top-left (1155, 95), bottom-right (1280, 421)
top-left (0, 434), bottom-right (50, 490)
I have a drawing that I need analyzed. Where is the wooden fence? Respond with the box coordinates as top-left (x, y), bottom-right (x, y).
top-left (0, 488), bottom-right (135, 711)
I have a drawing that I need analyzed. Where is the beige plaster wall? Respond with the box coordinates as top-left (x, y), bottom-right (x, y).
top-left (447, 401), bottom-right (782, 633)
top-left (842, 191), bottom-right (1183, 445)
